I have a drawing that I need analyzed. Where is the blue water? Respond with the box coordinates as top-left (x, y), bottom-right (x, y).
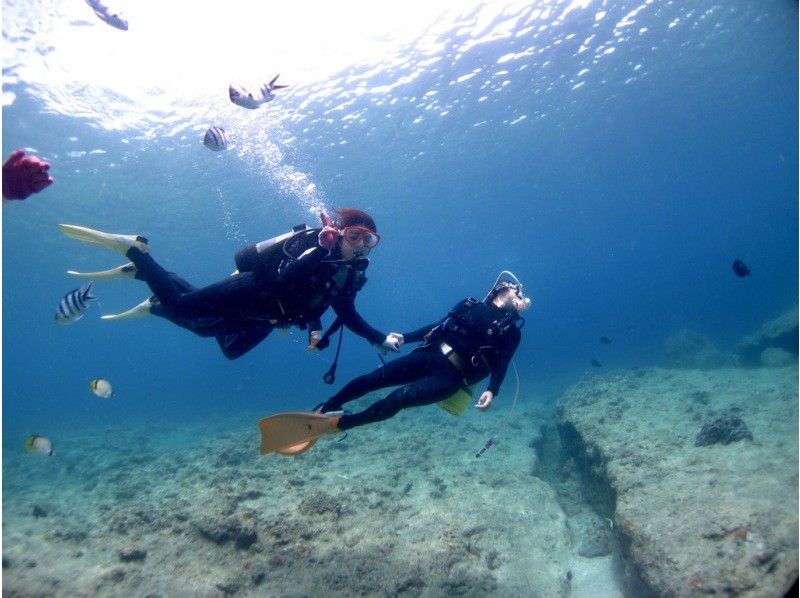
top-left (3, 0), bottom-right (797, 445)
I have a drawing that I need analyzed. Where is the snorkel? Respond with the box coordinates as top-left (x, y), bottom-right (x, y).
top-left (485, 270), bottom-right (532, 311)
top-left (318, 211), bottom-right (339, 252)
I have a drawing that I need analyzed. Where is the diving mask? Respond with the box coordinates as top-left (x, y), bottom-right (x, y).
top-left (342, 226), bottom-right (380, 248)
top-left (486, 270), bottom-right (531, 311)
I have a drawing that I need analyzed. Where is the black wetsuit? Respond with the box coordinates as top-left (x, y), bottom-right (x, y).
top-left (125, 226), bottom-right (385, 359)
top-left (321, 298), bottom-right (522, 430)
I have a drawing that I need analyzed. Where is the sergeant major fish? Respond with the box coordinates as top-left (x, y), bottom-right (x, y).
top-left (229, 74), bottom-right (288, 109)
top-left (55, 282), bottom-right (97, 325)
top-left (85, 0), bottom-right (128, 31)
top-left (203, 126), bottom-right (229, 151)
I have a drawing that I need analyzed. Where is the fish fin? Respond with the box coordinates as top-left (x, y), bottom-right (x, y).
top-left (269, 74), bottom-right (280, 86)
top-left (82, 281), bottom-right (98, 301)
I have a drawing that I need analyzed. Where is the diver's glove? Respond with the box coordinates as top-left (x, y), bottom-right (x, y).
top-left (308, 330), bottom-right (322, 351)
top-left (475, 390), bottom-right (494, 411)
top-left (378, 333), bottom-right (404, 354)
top-left (2, 150), bottom-right (53, 200)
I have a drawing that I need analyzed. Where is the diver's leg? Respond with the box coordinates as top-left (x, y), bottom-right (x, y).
top-left (215, 325), bottom-right (274, 360)
top-left (125, 247), bottom-right (192, 305)
top-left (127, 247), bottom-right (266, 319)
top-left (321, 350), bottom-right (436, 412)
top-left (337, 366), bottom-right (462, 430)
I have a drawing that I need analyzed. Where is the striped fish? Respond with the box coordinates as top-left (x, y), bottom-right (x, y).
top-left (85, 0), bottom-right (128, 31)
top-left (55, 282), bottom-right (97, 325)
top-left (203, 126), bottom-right (229, 151)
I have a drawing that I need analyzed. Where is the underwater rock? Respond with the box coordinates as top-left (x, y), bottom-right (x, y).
top-left (105, 568), bottom-right (126, 583)
top-left (250, 567), bottom-right (267, 586)
top-left (662, 329), bottom-right (730, 369)
top-left (194, 515), bottom-right (258, 549)
top-left (298, 490), bottom-right (345, 518)
top-left (760, 347), bottom-right (795, 368)
top-left (558, 367), bottom-right (798, 597)
top-left (568, 511), bottom-right (613, 558)
top-left (695, 415), bottom-right (753, 446)
top-left (215, 576), bottom-right (243, 595)
top-left (32, 504), bottom-right (48, 518)
top-left (735, 307), bottom-right (798, 367)
top-left (118, 545), bottom-right (147, 562)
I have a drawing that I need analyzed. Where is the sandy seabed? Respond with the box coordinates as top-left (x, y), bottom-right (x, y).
top-left (3, 364), bottom-right (796, 597)
top-left (2, 394), bottom-right (617, 598)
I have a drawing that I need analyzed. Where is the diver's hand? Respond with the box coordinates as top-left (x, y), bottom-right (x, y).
top-left (378, 333), bottom-right (402, 354)
top-left (475, 390), bottom-right (494, 411)
top-left (387, 332), bottom-right (404, 346)
top-left (307, 330), bottom-right (322, 351)
top-left (2, 150), bottom-right (53, 201)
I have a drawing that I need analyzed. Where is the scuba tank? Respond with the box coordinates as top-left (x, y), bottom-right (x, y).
top-left (234, 224), bottom-right (314, 277)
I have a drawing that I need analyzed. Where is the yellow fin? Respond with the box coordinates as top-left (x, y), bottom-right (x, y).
top-left (437, 387), bottom-right (472, 417)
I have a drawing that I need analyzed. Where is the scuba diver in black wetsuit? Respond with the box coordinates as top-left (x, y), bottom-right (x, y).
top-left (58, 208), bottom-right (403, 359)
top-left (313, 271), bottom-right (530, 432)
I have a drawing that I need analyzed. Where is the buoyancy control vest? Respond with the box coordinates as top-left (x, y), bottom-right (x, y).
top-left (232, 223), bottom-right (369, 328)
top-left (425, 298), bottom-right (522, 376)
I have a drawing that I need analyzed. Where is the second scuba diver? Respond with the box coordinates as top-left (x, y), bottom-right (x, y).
top-left (258, 272), bottom-right (530, 455)
top-left (59, 208), bottom-right (403, 359)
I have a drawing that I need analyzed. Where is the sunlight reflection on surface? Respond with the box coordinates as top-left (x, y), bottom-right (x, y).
top-left (4, 0), bottom-right (738, 213)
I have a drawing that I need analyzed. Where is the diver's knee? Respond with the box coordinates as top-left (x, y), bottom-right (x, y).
top-left (220, 348), bottom-right (244, 360)
top-left (218, 341), bottom-right (246, 360)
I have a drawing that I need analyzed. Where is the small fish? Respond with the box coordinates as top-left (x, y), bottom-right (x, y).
top-left (55, 282), bottom-right (97, 325)
top-left (203, 126), bottom-right (229, 151)
top-left (85, 0), bottom-right (128, 31)
top-left (732, 259), bottom-right (751, 278)
top-left (599, 336), bottom-right (612, 344)
top-left (90, 378), bottom-right (114, 398)
top-left (229, 75), bottom-right (288, 109)
top-left (590, 359), bottom-right (602, 367)
top-left (26, 435), bottom-right (54, 457)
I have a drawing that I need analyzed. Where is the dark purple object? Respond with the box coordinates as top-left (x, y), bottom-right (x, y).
top-left (732, 259), bottom-right (751, 278)
top-left (695, 415), bottom-right (753, 446)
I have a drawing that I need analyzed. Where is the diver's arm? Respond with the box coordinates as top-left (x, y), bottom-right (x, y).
top-left (403, 299), bottom-right (470, 344)
top-left (402, 321), bottom-right (441, 344)
top-left (485, 326), bottom-right (522, 397)
top-left (332, 299), bottom-right (386, 346)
